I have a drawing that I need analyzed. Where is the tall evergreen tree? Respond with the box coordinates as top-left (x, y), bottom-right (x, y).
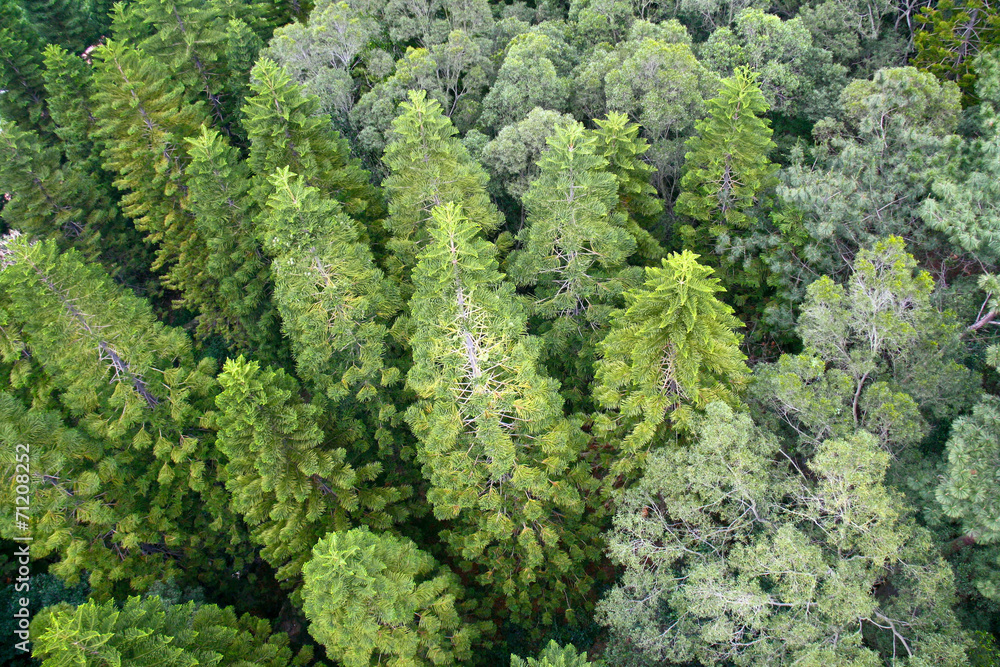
top-left (184, 125), bottom-right (283, 359)
top-left (0, 121), bottom-right (129, 274)
top-left (242, 57), bottom-right (383, 223)
top-left (406, 202), bottom-right (599, 625)
top-left (40, 44), bottom-right (149, 283)
top-left (258, 167), bottom-right (398, 410)
top-left (124, 0), bottom-right (250, 128)
top-left (302, 527), bottom-right (480, 666)
top-left (507, 122), bottom-right (643, 409)
top-left (0, 0), bottom-right (49, 132)
top-left (215, 356), bottom-right (407, 587)
top-left (31, 596), bottom-right (317, 666)
top-left (0, 233), bottom-right (244, 595)
top-left (41, 44), bottom-right (101, 167)
top-left (674, 67), bottom-right (778, 294)
top-left (381, 89), bottom-right (503, 293)
top-left (591, 111), bottom-right (664, 263)
top-left (91, 40), bottom-right (228, 332)
top-left (592, 250), bottom-right (747, 486)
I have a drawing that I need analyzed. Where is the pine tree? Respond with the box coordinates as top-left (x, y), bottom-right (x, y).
top-left (31, 596), bottom-right (317, 666)
top-left (184, 125), bottom-right (283, 359)
top-left (92, 40), bottom-right (235, 337)
top-left (40, 43), bottom-right (154, 285)
top-left (0, 121), bottom-right (122, 271)
top-left (242, 57), bottom-right (383, 223)
top-left (41, 44), bottom-right (100, 167)
top-left (406, 202), bottom-right (599, 625)
top-left (222, 17), bottom-right (265, 141)
top-left (511, 641), bottom-right (595, 667)
top-left (0, 233), bottom-right (240, 595)
top-left (126, 0), bottom-right (234, 126)
top-left (592, 251), bottom-right (747, 485)
top-left (302, 527), bottom-right (480, 667)
top-left (215, 356), bottom-right (407, 588)
top-left (258, 167), bottom-right (398, 407)
top-left (674, 67), bottom-right (778, 291)
top-left (0, 0), bottom-right (50, 132)
top-left (937, 394), bottom-right (1000, 545)
top-left (381, 89), bottom-right (503, 292)
top-left (507, 121), bottom-right (643, 409)
top-left (592, 111), bottom-right (664, 263)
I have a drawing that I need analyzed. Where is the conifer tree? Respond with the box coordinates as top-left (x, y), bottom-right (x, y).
top-left (258, 168), bottom-right (397, 409)
top-left (937, 395), bottom-right (1000, 546)
top-left (40, 44), bottom-right (101, 168)
top-left (0, 121), bottom-right (126, 273)
top-left (125, 0), bottom-right (237, 126)
top-left (302, 527), bottom-right (479, 666)
top-left (184, 125), bottom-right (283, 359)
top-left (31, 596), bottom-right (317, 666)
top-left (91, 40), bottom-right (228, 333)
top-left (592, 111), bottom-right (664, 262)
top-left (674, 67), bottom-right (778, 291)
top-left (406, 202), bottom-right (599, 625)
top-left (222, 17), bottom-right (265, 139)
top-left (507, 122), bottom-right (643, 408)
top-left (0, 0), bottom-right (49, 132)
top-left (511, 641), bottom-right (595, 667)
top-left (381, 89), bottom-right (503, 292)
top-left (215, 356), bottom-right (407, 587)
top-left (18, 0), bottom-right (110, 54)
top-left (39, 44), bottom-right (150, 282)
top-left (0, 233), bottom-right (241, 595)
top-left (242, 57), bottom-right (382, 223)
top-left (592, 251), bottom-right (747, 485)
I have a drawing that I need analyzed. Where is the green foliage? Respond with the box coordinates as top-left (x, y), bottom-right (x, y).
top-left (0, 120), bottom-right (133, 277)
top-left (216, 356), bottom-right (406, 587)
top-left (302, 527), bottom-right (480, 666)
top-left (591, 111), bottom-right (664, 259)
top-left (259, 167), bottom-right (397, 407)
top-left (0, 234), bottom-right (236, 596)
top-left (507, 121), bottom-right (643, 407)
top-left (921, 51), bottom-right (1000, 260)
top-left (0, 0), bottom-right (49, 132)
top-left (479, 107), bottom-right (578, 206)
top-left (406, 202), bottom-right (599, 626)
top-left (91, 40), bottom-right (231, 331)
top-left (592, 250), bottom-right (747, 483)
top-left (914, 0), bottom-right (1000, 103)
top-left (382, 89), bottom-right (502, 291)
top-left (700, 8), bottom-right (847, 120)
top-left (184, 125), bottom-right (283, 359)
top-left (937, 395), bottom-right (1000, 546)
top-left (674, 67), bottom-right (777, 293)
top-left (754, 237), bottom-right (977, 456)
top-left (480, 31), bottom-right (573, 130)
top-left (511, 640), bottom-right (595, 667)
top-left (573, 25), bottom-right (717, 195)
top-left (763, 67), bottom-right (963, 328)
top-left (242, 57), bottom-right (383, 222)
top-left (31, 595), bottom-right (315, 666)
top-left (599, 402), bottom-right (970, 666)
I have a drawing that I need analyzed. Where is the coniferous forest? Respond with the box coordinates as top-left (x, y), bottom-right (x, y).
top-left (2, 0), bottom-right (1000, 663)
